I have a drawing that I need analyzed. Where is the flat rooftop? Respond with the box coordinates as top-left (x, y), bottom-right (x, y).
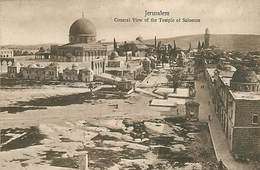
top-left (220, 77), bottom-right (232, 87)
top-left (219, 71), bottom-right (234, 77)
top-left (230, 90), bottom-right (260, 100)
top-left (206, 68), bottom-right (215, 82)
top-left (155, 88), bottom-right (190, 98)
top-left (206, 68), bottom-right (235, 83)
top-left (150, 98), bottom-right (188, 107)
top-left (105, 65), bottom-right (142, 72)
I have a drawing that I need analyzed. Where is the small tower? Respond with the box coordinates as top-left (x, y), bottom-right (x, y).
top-left (204, 28), bottom-right (210, 49)
top-left (185, 101), bottom-right (200, 121)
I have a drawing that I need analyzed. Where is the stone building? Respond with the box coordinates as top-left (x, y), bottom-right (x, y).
top-left (61, 64), bottom-right (94, 82)
top-left (205, 64), bottom-right (236, 103)
top-left (105, 51), bottom-right (143, 80)
top-left (44, 63), bottom-right (59, 81)
top-left (0, 48), bottom-right (13, 58)
top-left (142, 57), bottom-right (151, 73)
top-left (207, 66), bottom-right (260, 158)
top-left (79, 68), bottom-right (94, 82)
top-left (0, 48), bottom-right (14, 72)
top-left (119, 36), bottom-right (149, 57)
top-left (107, 51), bottom-right (124, 68)
top-left (62, 64), bottom-right (80, 81)
top-left (7, 62), bottom-right (22, 78)
top-left (15, 63), bottom-right (59, 81)
top-left (50, 16), bottom-right (108, 75)
top-left (20, 64), bottom-right (46, 81)
top-left (35, 47), bottom-right (51, 60)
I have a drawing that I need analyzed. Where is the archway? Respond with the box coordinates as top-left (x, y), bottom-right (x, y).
top-left (0, 58), bottom-right (14, 73)
top-left (1, 60), bottom-right (8, 73)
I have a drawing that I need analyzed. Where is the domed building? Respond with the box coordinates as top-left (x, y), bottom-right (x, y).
top-left (50, 16), bottom-right (109, 75)
top-left (69, 18), bottom-right (96, 44)
top-left (108, 51), bottom-right (119, 60)
top-left (230, 66), bottom-right (259, 92)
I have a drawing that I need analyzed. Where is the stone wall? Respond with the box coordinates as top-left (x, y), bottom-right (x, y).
top-left (235, 100), bottom-right (260, 126)
top-left (232, 127), bottom-right (260, 157)
top-left (232, 99), bottom-right (260, 157)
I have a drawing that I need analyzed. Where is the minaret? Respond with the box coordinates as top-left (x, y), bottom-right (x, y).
top-left (204, 28), bottom-right (210, 48)
top-left (154, 36), bottom-right (157, 49)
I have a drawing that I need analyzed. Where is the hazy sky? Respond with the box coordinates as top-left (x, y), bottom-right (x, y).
top-left (0, 0), bottom-right (259, 45)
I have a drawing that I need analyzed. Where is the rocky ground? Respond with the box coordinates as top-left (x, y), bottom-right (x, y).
top-left (0, 85), bottom-right (219, 170)
top-left (0, 117), bottom-right (218, 170)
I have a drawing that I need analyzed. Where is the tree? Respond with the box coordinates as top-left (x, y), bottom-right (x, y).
top-left (123, 41), bottom-right (128, 57)
top-left (87, 82), bottom-right (95, 96)
top-left (168, 44), bottom-right (173, 64)
top-left (198, 41), bottom-right (201, 50)
top-left (166, 68), bottom-right (183, 93)
top-left (113, 38), bottom-right (118, 51)
top-left (157, 41), bottom-right (161, 52)
top-left (176, 54), bottom-right (184, 67)
top-left (172, 40), bottom-right (177, 60)
top-left (156, 41), bottom-right (162, 64)
top-left (173, 40), bottom-right (177, 51)
top-left (188, 42), bottom-right (192, 51)
top-left (201, 42), bottom-right (205, 49)
top-left (168, 44), bottom-right (172, 53)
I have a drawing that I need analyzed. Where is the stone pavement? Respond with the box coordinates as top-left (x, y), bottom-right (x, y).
top-left (195, 73), bottom-right (253, 170)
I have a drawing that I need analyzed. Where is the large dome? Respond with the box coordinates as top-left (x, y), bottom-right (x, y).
top-left (69, 18), bottom-right (96, 36)
top-left (231, 67), bottom-right (258, 83)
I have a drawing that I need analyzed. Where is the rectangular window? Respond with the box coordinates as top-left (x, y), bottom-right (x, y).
top-left (253, 114), bottom-right (258, 124)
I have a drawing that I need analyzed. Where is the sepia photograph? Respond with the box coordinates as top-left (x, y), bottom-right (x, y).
top-left (0, 0), bottom-right (259, 169)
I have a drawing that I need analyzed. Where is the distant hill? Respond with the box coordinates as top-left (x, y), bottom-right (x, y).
top-left (144, 34), bottom-right (260, 53)
top-left (1, 43), bottom-right (60, 50)
top-left (2, 34), bottom-right (260, 53)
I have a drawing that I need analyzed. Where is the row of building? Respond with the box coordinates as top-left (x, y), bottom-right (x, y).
top-left (7, 53), bottom-right (153, 83)
top-left (191, 28), bottom-right (260, 159)
top-left (8, 63), bottom-right (94, 82)
top-left (205, 63), bottom-right (260, 158)
top-left (0, 48), bottom-right (13, 58)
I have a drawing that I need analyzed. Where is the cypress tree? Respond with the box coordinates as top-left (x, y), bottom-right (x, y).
top-left (173, 40), bottom-right (177, 51)
top-left (201, 42), bottom-right (205, 49)
top-left (113, 38), bottom-right (117, 51)
top-left (198, 41), bottom-right (201, 50)
top-left (188, 42), bottom-right (192, 51)
top-left (154, 36), bottom-right (157, 49)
